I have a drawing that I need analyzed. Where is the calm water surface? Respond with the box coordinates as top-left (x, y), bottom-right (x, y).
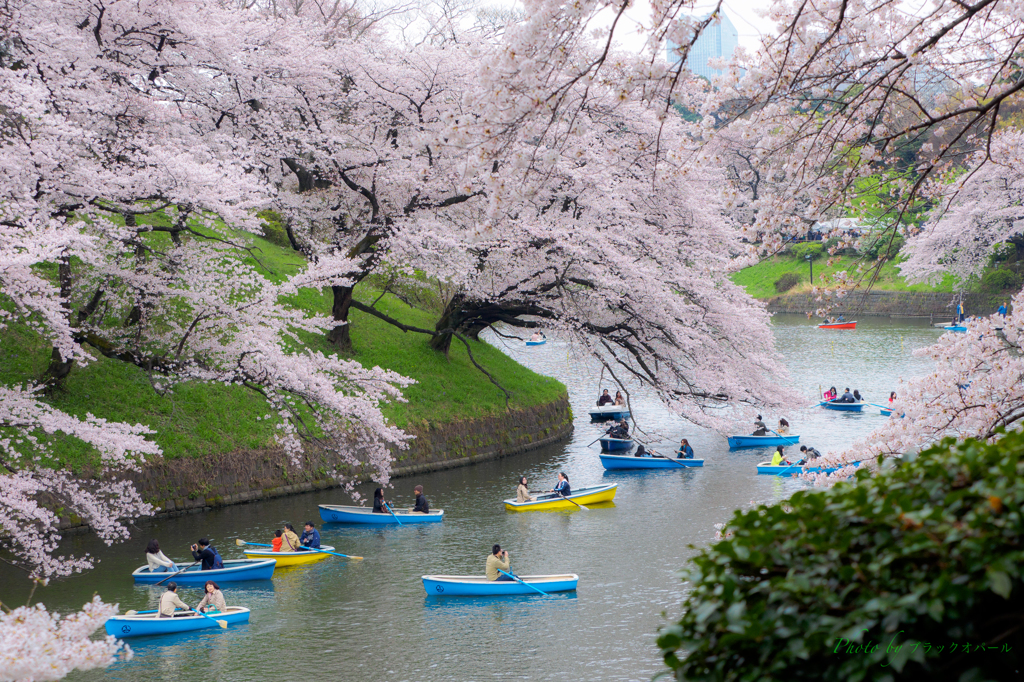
top-left (2, 316), bottom-right (944, 682)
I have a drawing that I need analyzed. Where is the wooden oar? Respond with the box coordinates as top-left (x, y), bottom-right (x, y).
top-left (498, 569), bottom-right (549, 597)
top-left (234, 538), bottom-right (363, 560)
top-left (156, 560), bottom-right (199, 586)
top-left (195, 609), bottom-right (228, 629)
top-left (383, 501), bottom-right (404, 526)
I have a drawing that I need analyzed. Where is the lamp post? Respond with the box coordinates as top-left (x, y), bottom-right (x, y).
top-left (806, 254), bottom-right (813, 284)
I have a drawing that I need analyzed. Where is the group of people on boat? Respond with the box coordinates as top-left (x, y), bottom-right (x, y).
top-left (823, 386), bottom-right (862, 403)
top-left (604, 418), bottom-right (630, 440)
top-left (271, 522), bottom-right (320, 552)
top-left (372, 485), bottom-right (431, 514)
top-left (159, 580), bottom-right (228, 618)
top-left (751, 416), bottom-right (789, 436)
top-left (529, 331), bottom-right (547, 343)
top-left (516, 472), bottom-right (571, 503)
top-left (596, 389), bottom-right (627, 407)
top-left (632, 437), bottom-right (695, 459)
top-left (770, 444), bottom-right (822, 467)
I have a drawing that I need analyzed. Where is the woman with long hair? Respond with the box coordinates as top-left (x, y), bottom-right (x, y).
top-left (372, 487), bottom-right (389, 513)
top-left (516, 476), bottom-right (535, 503)
top-left (145, 539), bottom-right (177, 573)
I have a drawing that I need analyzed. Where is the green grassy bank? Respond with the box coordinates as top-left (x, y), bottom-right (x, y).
top-left (0, 228), bottom-right (565, 471)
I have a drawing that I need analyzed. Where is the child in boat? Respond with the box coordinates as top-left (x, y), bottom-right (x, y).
top-left (271, 530), bottom-right (283, 552)
top-left (159, 583), bottom-right (192, 618)
top-left (486, 545), bottom-right (513, 581)
top-left (145, 539), bottom-right (178, 573)
top-left (678, 439), bottom-right (695, 459)
top-left (516, 477), bottom-right (535, 502)
top-left (196, 580), bottom-right (227, 614)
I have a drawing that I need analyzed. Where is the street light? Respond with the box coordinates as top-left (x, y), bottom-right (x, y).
top-left (806, 254), bottom-right (813, 284)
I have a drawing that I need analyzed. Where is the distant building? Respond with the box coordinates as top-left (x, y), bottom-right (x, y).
top-left (667, 12), bottom-right (739, 82)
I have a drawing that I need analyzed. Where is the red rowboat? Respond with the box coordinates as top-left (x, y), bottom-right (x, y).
top-left (818, 321), bottom-right (857, 329)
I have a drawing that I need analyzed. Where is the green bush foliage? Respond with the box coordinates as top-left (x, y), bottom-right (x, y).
top-left (657, 433), bottom-right (1024, 682)
top-left (774, 272), bottom-right (802, 293)
top-left (981, 268), bottom-right (1021, 293)
top-left (790, 242), bottom-right (824, 260)
top-left (257, 209), bottom-right (293, 249)
top-left (862, 231), bottom-right (906, 259)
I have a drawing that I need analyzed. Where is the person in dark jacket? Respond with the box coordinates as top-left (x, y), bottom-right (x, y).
top-left (300, 522), bottom-right (321, 549)
top-left (549, 472), bottom-right (571, 497)
top-left (678, 439), bottom-right (695, 459)
top-left (190, 538), bottom-right (223, 570)
top-left (853, 389), bottom-right (863, 402)
top-left (799, 445), bottom-right (822, 461)
top-left (372, 487), bottom-right (390, 513)
top-left (752, 415), bottom-right (768, 436)
top-left (410, 485), bottom-right (430, 513)
top-left (597, 389), bottom-right (613, 406)
top-left (838, 388), bottom-right (855, 403)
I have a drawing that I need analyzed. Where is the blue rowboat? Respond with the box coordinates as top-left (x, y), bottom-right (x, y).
top-left (727, 434), bottom-right (801, 449)
top-left (525, 340), bottom-right (546, 346)
top-left (880, 409), bottom-right (892, 416)
top-left (422, 574), bottom-right (578, 596)
top-left (319, 504), bottom-right (444, 524)
top-left (105, 607), bottom-right (250, 638)
top-left (588, 405), bottom-right (630, 421)
top-left (599, 453), bottom-right (704, 469)
top-left (132, 559), bottom-right (275, 585)
top-left (599, 437), bottom-right (632, 451)
top-left (944, 325), bottom-right (966, 332)
top-left (757, 461), bottom-right (861, 476)
top-left (819, 400), bottom-right (866, 412)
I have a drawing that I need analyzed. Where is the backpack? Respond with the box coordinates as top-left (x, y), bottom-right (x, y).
top-left (210, 546), bottom-right (225, 570)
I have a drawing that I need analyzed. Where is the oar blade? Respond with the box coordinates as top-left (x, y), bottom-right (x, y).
top-left (217, 620), bottom-right (228, 629)
top-left (234, 538), bottom-right (246, 546)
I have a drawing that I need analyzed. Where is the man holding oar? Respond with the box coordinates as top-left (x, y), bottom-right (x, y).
top-left (159, 583), bottom-right (192, 618)
top-left (486, 544), bottom-right (513, 582)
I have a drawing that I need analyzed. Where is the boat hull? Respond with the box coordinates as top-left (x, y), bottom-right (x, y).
top-left (588, 405), bottom-right (630, 421)
top-left (599, 454), bottom-right (703, 469)
top-left (504, 484), bottom-right (617, 511)
top-left (819, 400), bottom-right (866, 412)
top-left (319, 505), bottom-right (444, 524)
top-left (727, 434), bottom-right (800, 448)
top-left (525, 340), bottom-right (546, 346)
top-left (242, 545), bottom-right (335, 567)
top-left (132, 559), bottom-right (276, 584)
top-left (818, 321), bottom-right (857, 329)
top-left (599, 437), bottom-right (633, 451)
top-left (422, 574), bottom-right (578, 596)
top-left (105, 607), bottom-right (250, 638)
top-left (757, 461), bottom-right (860, 476)
top-left (944, 326), bottom-right (966, 332)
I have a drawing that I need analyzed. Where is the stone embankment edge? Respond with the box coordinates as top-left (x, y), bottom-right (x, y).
top-left (56, 396), bottom-right (573, 532)
top-left (765, 290), bottom-right (1004, 318)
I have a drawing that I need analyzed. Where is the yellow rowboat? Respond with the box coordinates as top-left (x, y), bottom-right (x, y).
top-left (241, 545), bottom-right (335, 567)
top-left (504, 484), bottom-right (617, 512)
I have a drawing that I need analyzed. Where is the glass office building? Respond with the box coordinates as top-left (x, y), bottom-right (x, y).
top-left (667, 12), bottom-right (739, 81)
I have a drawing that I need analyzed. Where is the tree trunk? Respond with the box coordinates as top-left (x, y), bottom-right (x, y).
top-left (42, 253), bottom-right (75, 392)
top-left (326, 285), bottom-right (354, 352)
top-left (430, 296), bottom-right (466, 355)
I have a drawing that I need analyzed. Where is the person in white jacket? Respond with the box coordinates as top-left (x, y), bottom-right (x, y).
top-left (146, 539), bottom-right (178, 573)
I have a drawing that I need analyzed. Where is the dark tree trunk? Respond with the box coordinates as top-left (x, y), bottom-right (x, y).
top-left (326, 285), bottom-right (354, 352)
top-left (42, 254), bottom-right (75, 392)
top-left (430, 295), bottom-right (466, 355)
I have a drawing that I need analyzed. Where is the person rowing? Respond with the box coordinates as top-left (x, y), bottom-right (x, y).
top-left (678, 439), bottom-right (695, 459)
top-left (605, 419), bottom-right (629, 439)
top-left (159, 583), bottom-right (193, 618)
top-left (372, 487), bottom-right (390, 513)
top-left (798, 445), bottom-right (821, 465)
top-left (752, 415), bottom-right (768, 436)
top-left (548, 472), bottom-right (571, 498)
top-left (486, 544), bottom-right (513, 582)
top-left (300, 521), bottom-right (321, 549)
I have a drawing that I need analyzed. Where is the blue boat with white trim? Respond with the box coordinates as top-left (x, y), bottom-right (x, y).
top-left (319, 504), bottom-right (444, 524)
top-left (588, 405), bottom-right (630, 421)
top-left (819, 400), bottom-right (867, 412)
top-left (598, 437), bottom-right (632, 451)
top-left (727, 434), bottom-right (801, 448)
top-left (422, 574), bottom-right (578, 596)
top-left (131, 559), bottom-right (276, 585)
top-left (599, 453), bottom-right (703, 469)
top-left (104, 607), bottom-right (250, 638)
top-left (756, 461), bottom-right (861, 476)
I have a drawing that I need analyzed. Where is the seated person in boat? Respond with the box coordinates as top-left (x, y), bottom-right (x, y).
top-left (145, 539), bottom-right (178, 573)
top-left (837, 387), bottom-right (855, 403)
top-left (853, 389), bottom-right (863, 402)
top-left (300, 522), bottom-right (321, 549)
top-left (549, 472), bottom-right (571, 497)
top-left (770, 446), bottom-right (790, 466)
top-left (280, 524), bottom-right (301, 552)
top-left (752, 415), bottom-right (768, 436)
top-left (410, 485), bottom-right (430, 513)
top-left (372, 487), bottom-right (390, 513)
top-left (516, 476), bottom-right (536, 503)
top-left (777, 418), bottom-right (790, 435)
top-left (271, 530), bottom-right (283, 552)
top-left (678, 439), bottom-right (695, 459)
top-left (486, 545), bottom-right (513, 581)
top-left (888, 391), bottom-right (897, 406)
top-left (190, 538), bottom-right (225, 570)
top-left (597, 389), bottom-right (613, 406)
top-left (159, 583), bottom-right (193, 618)
top-left (798, 445), bottom-right (821, 465)
top-left (196, 580), bottom-right (227, 614)
top-left (824, 386), bottom-right (837, 401)
top-left (613, 391), bottom-right (625, 406)
top-left (530, 332), bottom-right (543, 342)
top-left (634, 444), bottom-right (653, 457)
top-left (606, 419), bottom-right (629, 439)
top-left (838, 314), bottom-right (845, 322)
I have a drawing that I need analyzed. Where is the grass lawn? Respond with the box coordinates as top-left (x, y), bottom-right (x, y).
top-left (731, 255), bottom-right (956, 299)
top-left (1, 223), bottom-right (565, 469)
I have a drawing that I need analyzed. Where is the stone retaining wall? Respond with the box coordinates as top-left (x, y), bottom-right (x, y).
top-left (765, 290), bottom-right (1004, 318)
top-left (58, 397), bottom-right (573, 529)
